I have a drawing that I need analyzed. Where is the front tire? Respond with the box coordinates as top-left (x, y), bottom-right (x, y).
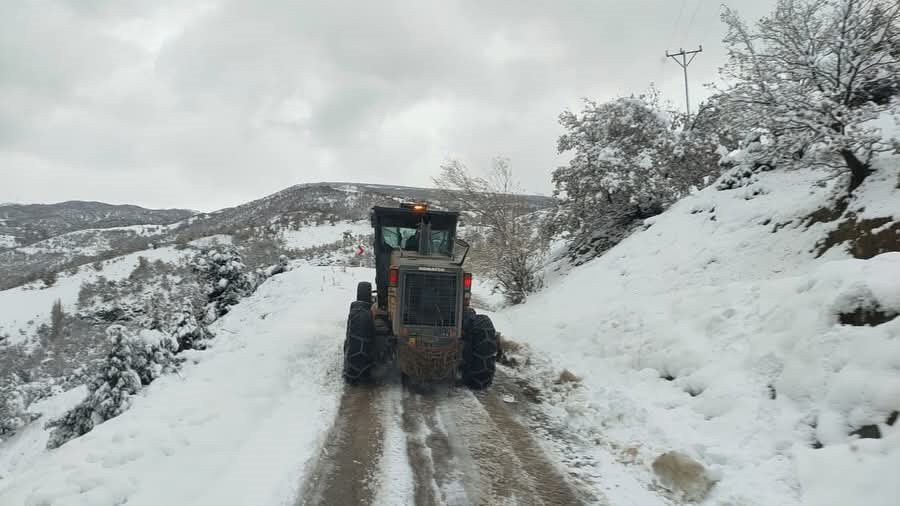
top-left (343, 301), bottom-right (375, 384)
top-left (462, 312), bottom-right (497, 389)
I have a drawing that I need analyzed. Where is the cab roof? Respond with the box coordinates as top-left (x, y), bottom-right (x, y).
top-left (371, 205), bottom-right (459, 229)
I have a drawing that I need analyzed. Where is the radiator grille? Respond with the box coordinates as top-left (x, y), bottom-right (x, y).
top-left (401, 272), bottom-right (458, 327)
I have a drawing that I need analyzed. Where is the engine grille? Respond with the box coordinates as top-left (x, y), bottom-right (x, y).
top-left (401, 272), bottom-right (458, 327)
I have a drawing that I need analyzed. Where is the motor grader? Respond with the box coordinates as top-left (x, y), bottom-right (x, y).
top-left (343, 202), bottom-right (497, 389)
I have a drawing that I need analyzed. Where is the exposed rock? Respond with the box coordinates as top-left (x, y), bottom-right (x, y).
top-left (838, 305), bottom-right (898, 326)
top-left (850, 424), bottom-right (882, 439)
top-left (652, 451), bottom-right (715, 502)
top-left (815, 213), bottom-right (900, 259)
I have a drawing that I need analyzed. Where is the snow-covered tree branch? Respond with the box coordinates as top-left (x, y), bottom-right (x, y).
top-left (719, 0), bottom-right (900, 192)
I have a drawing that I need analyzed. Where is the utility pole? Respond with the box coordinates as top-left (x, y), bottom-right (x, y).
top-left (665, 45), bottom-right (702, 116)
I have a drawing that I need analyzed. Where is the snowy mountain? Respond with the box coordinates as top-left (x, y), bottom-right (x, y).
top-left (0, 201), bottom-right (194, 250)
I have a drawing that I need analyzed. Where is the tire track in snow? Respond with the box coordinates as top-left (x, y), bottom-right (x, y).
top-left (467, 372), bottom-right (598, 505)
top-left (401, 374), bottom-right (597, 505)
top-left (298, 384), bottom-right (388, 506)
top-left (372, 384), bottom-right (415, 505)
top-left (300, 372), bottom-right (600, 505)
top-left (401, 386), bottom-right (471, 505)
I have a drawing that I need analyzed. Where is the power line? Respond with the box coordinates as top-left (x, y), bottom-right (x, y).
top-left (699, 3), bottom-right (719, 46)
top-left (665, 46), bottom-right (703, 115)
top-left (669, 0), bottom-right (689, 44)
top-left (683, 0), bottom-right (705, 45)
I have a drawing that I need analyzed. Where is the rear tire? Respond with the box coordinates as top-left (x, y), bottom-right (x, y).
top-left (462, 312), bottom-right (497, 389)
top-left (356, 281), bottom-right (372, 304)
top-left (343, 301), bottom-right (375, 384)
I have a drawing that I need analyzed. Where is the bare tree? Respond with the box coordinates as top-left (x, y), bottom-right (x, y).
top-left (433, 158), bottom-right (546, 304)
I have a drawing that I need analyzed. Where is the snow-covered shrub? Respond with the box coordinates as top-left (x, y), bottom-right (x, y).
top-left (46, 325), bottom-right (179, 449)
top-left (172, 304), bottom-right (210, 352)
top-left (0, 377), bottom-right (40, 440)
top-left (193, 246), bottom-right (258, 323)
top-left (551, 93), bottom-right (720, 260)
top-left (716, 138), bottom-right (777, 191)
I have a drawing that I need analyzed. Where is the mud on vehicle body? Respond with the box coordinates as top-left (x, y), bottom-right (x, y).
top-left (342, 202), bottom-right (498, 389)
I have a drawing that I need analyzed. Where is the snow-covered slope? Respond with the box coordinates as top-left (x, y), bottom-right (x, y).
top-left (280, 220), bottom-right (371, 250)
top-left (0, 266), bottom-right (354, 504)
top-left (0, 247), bottom-right (188, 348)
top-left (494, 166), bottom-right (900, 505)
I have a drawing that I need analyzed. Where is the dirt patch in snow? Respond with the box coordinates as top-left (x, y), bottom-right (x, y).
top-left (816, 214), bottom-right (900, 259)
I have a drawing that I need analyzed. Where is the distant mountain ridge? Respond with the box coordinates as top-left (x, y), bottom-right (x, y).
top-left (0, 182), bottom-right (555, 290)
top-left (0, 201), bottom-right (195, 248)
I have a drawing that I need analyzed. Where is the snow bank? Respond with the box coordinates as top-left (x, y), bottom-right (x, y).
top-left (0, 266), bottom-right (362, 505)
top-left (496, 167), bottom-right (900, 505)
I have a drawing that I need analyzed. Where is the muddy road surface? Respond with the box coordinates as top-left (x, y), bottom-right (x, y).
top-left (298, 371), bottom-right (601, 506)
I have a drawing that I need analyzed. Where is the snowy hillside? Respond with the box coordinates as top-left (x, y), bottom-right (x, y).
top-left (0, 266), bottom-right (349, 504)
top-left (494, 162), bottom-right (900, 505)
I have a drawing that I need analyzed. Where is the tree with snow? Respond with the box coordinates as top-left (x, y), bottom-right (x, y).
top-left (46, 325), bottom-right (179, 449)
top-left (719, 0), bottom-right (900, 193)
top-left (551, 93), bottom-right (719, 258)
top-left (193, 246), bottom-right (257, 323)
top-left (0, 376), bottom-right (39, 440)
top-left (49, 298), bottom-right (65, 341)
top-left (172, 304), bottom-right (210, 352)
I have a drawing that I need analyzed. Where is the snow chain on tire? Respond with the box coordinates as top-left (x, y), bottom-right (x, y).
top-left (462, 312), bottom-right (497, 389)
top-left (356, 281), bottom-right (372, 304)
top-left (343, 301), bottom-right (375, 384)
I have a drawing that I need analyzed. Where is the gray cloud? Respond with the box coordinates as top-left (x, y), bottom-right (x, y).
top-left (0, 0), bottom-right (776, 211)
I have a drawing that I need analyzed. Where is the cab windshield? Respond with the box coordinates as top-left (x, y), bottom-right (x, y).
top-left (381, 226), bottom-right (451, 255)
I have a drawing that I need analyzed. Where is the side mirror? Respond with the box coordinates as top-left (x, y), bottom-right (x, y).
top-left (452, 239), bottom-right (470, 265)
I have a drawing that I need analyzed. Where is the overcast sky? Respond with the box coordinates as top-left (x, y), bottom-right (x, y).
top-left (1, 0), bottom-right (777, 211)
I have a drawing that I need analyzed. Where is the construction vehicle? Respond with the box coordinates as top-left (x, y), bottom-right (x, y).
top-left (343, 202), bottom-right (497, 388)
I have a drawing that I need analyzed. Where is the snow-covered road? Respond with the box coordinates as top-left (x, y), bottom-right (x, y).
top-left (2, 266), bottom-right (648, 505)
